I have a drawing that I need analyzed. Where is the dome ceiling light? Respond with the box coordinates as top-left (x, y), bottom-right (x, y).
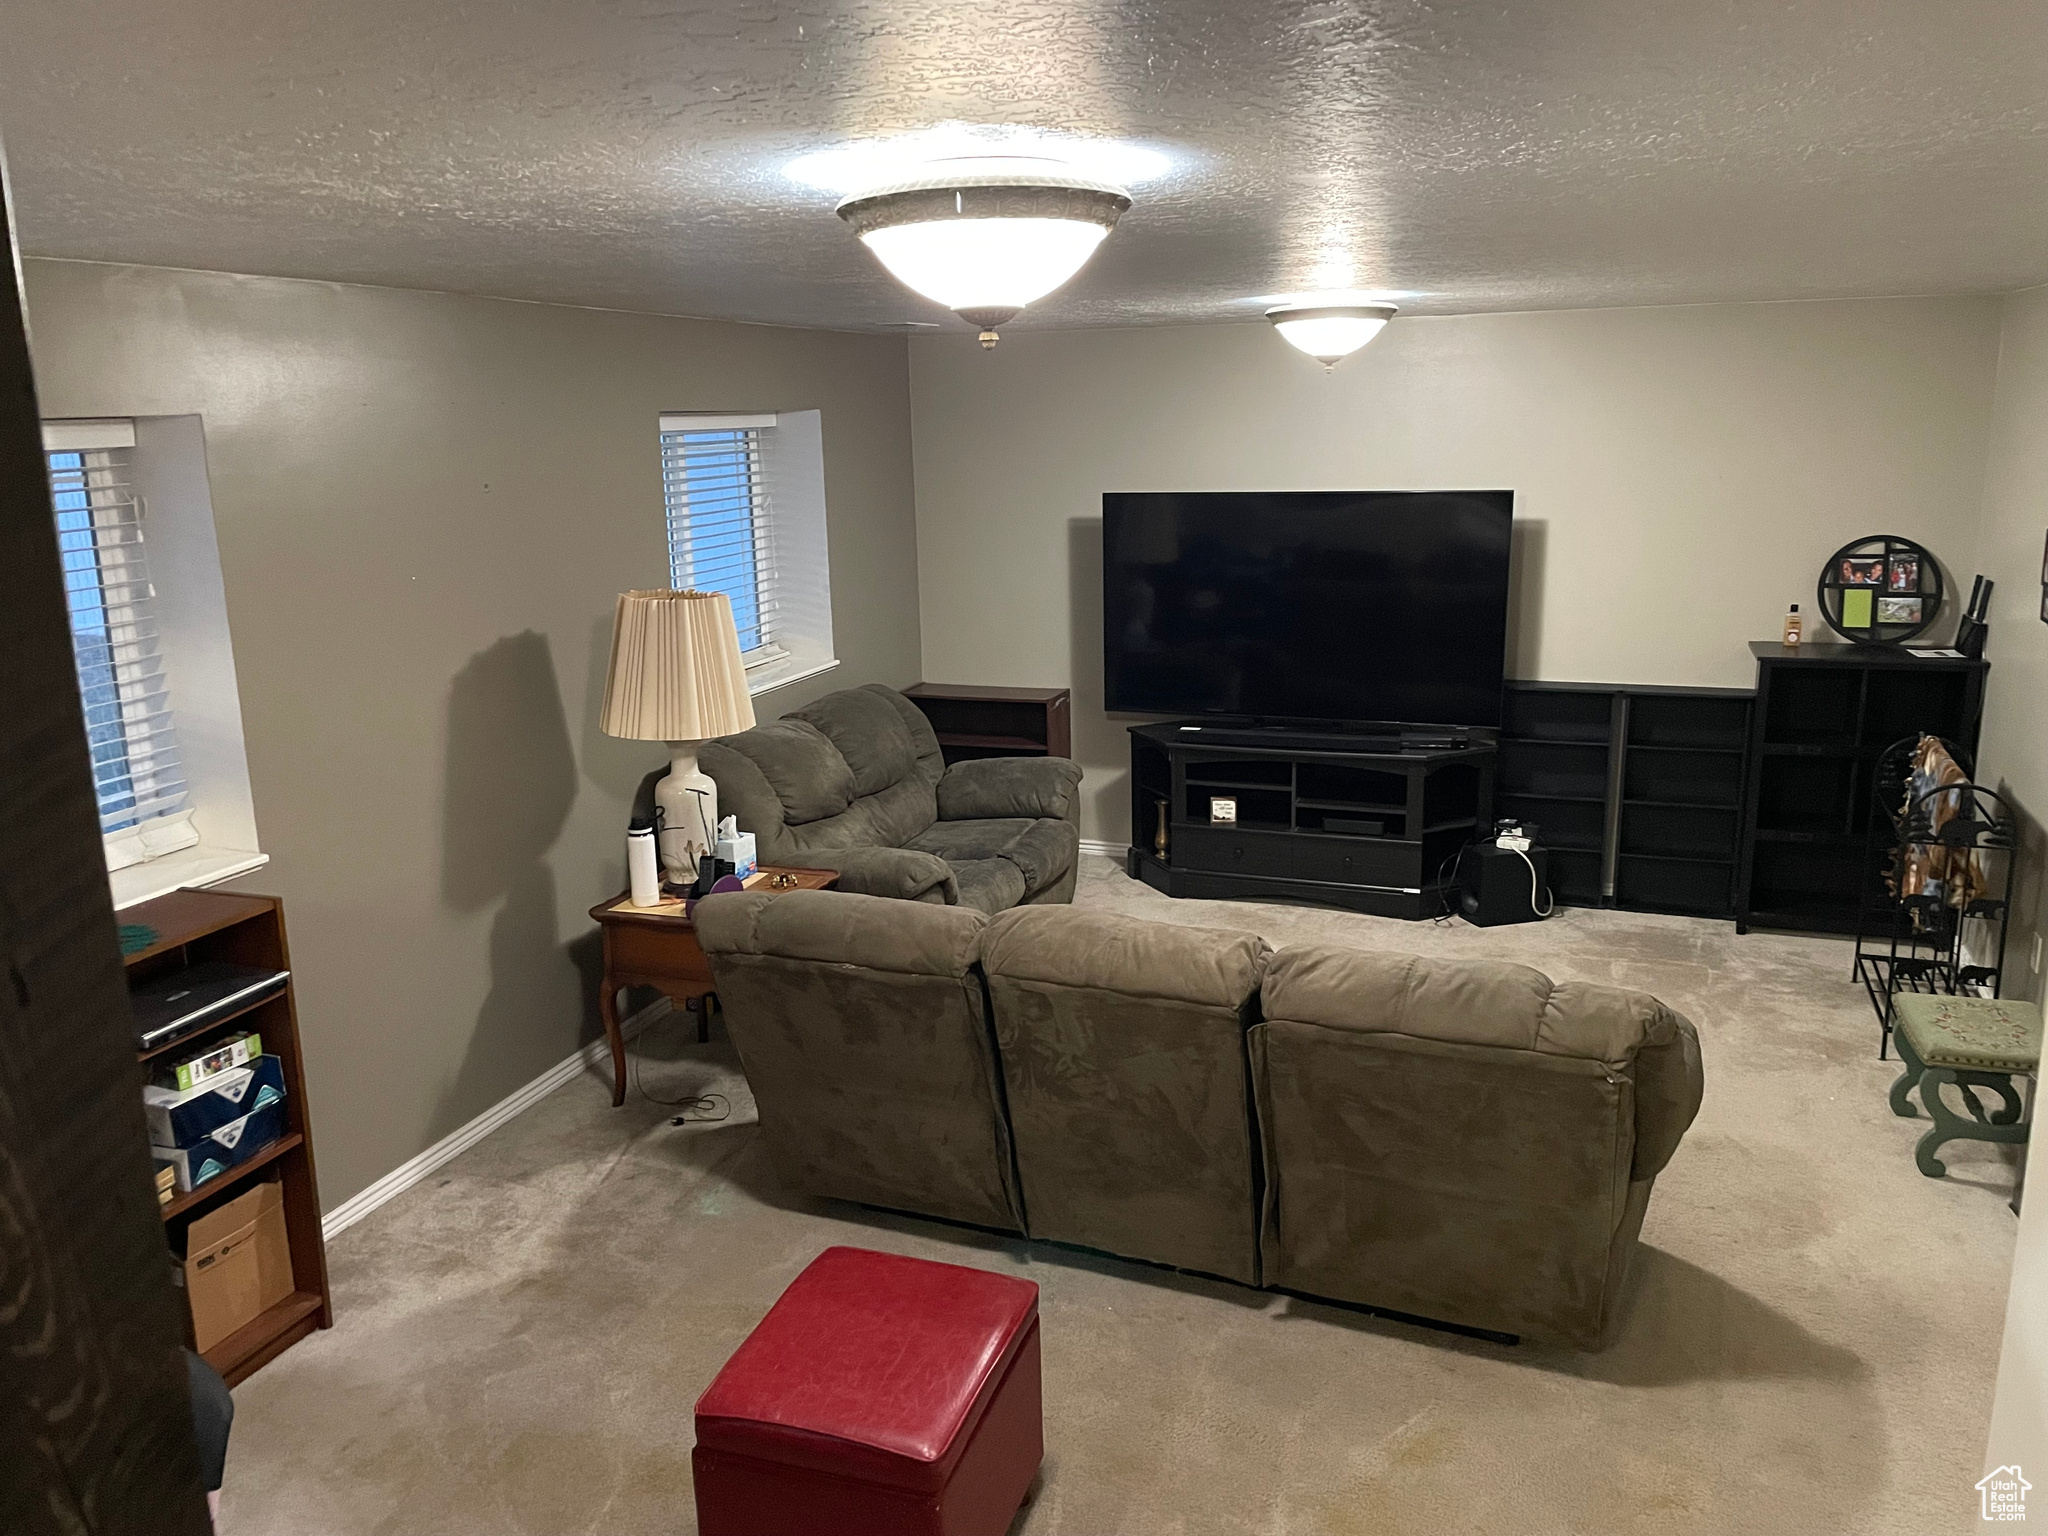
top-left (836, 156), bottom-right (1131, 349)
top-left (1265, 302), bottom-right (1398, 371)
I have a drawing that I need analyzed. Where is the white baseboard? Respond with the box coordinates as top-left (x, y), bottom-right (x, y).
top-left (1079, 838), bottom-right (1125, 859)
top-left (320, 998), bottom-right (673, 1243)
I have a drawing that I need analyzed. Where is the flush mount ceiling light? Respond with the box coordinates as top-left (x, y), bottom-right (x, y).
top-left (1265, 302), bottom-right (1398, 371)
top-left (836, 156), bottom-right (1131, 348)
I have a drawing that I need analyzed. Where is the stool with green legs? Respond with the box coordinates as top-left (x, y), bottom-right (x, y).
top-left (1888, 993), bottom-right (2040, 1178)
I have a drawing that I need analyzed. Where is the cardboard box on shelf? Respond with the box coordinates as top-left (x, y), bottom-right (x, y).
top-left (177, 1176), bottom-right (294, 1353)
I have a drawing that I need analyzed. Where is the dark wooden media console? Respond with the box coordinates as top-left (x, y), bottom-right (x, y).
top-left (1125, 721), bottom-right (1495, 918)
top-left (904, 683), bottom-right (1071, 765)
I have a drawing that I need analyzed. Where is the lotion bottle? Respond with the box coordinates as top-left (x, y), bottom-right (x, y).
top-left (1783, 603), bottom-right (1803, 646)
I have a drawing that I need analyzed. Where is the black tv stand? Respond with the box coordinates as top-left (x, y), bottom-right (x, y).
top-left (1126, 720), bottom-right (1496, 919)
top-left (1163, 720), bottom-right (1479, 755)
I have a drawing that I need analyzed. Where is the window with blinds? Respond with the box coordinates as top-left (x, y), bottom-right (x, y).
top-left (46, 438), bottom-right (191, 850)
top-left (658, 410), bottom-right (837, 695)
top-left (661, 425), bottom-right (770, 655)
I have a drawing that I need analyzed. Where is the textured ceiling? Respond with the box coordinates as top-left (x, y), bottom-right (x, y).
top-left (3, 0), bottom-right (2046, 332)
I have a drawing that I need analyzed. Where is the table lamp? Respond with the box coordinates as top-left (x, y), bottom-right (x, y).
top-left (598, 590), bottom-right (757, 885)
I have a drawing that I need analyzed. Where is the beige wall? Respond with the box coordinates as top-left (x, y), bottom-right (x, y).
top-left (910, 297), bottom-right (2002, 844)
top-left (22, 260), bottom-right (919, 1210)
top-left (1968, 284), bottom-right (2048, 1499)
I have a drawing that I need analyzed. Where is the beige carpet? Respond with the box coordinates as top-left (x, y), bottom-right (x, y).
top-left (222, 856), bottom-right (2020, 1535)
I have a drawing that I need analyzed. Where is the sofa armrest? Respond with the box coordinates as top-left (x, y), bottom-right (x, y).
top-left (937, 756), bottom-right (1082, 823)
top-left (787, 846), bottom-right (959, 905)
top-left (1631, 1005), bottom-right (1704, 1180)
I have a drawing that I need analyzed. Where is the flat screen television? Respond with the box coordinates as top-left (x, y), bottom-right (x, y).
top-left (1102, 490), bottom-right (1514, 729)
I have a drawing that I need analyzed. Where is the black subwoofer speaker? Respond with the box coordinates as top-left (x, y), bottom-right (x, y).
top-left (1457, 843), bottom-right (1551, 927)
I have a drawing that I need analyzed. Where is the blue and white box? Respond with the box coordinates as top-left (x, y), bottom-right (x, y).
top-left (144, 1054), bottom-right (286, 1146)
top-left (147, 1056), bottom-right (288, 1191)
top-left (152, 1098), bottom-right (287, 1194)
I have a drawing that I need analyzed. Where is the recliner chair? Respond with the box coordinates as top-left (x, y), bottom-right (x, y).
top-left (699, 683), bottom-right (1082, 914)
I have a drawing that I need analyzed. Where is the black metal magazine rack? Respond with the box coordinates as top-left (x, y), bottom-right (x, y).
top-left (1853, 736), bottom-right (2016, 1057)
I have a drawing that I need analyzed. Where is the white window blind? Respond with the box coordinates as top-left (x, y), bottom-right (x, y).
top-left (662, 425), bottom-right (771, 655)
top-left (659, 411), bottom-right (837, 695)
top-left (46, 440), bottom-right (194, 858)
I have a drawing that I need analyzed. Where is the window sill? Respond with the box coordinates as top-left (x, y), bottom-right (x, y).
top-left (111, 845), bottom-right (269, 911)
top-left (747, 656), bottom-right (840, 698)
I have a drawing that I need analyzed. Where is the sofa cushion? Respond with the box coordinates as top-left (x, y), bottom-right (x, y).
top-left (937, 757), bottom-right (1082, 822)
top-left (763, 845), bottom-right (957, 905)
top-left (1629, 1006), bottom-right (1706, 1181)
top-left (1253, 943), bottom-right (1703, 1347)
top-left (698, 739), bottom-right (796, 863)
top-left (1260, 946), bottom-right (1663, 1064)
top-left (789, 686), bottom-right (922, 800)
top-left (992, 819), bottom-right (1076, 894)
top-left (714, 718), bottom-right (857, 826)
top-left (868, 683), bottom-right (949, 789)
top-left (981, 906), bottom-right (1272, 1284)
top-left (696, 885), bottom-right (981, 975)
top-left (695, 891), bottom-right (1022, 1231)
top-left (780, 774), bottom-right (940, 858)
top-left (983, 902), bottom-right (1270, 1010)
top-left (950, 859), bottom-right (1029, 916)
top-left (909, 817), bottom-right (1036, 864)
top-left (907, 817), bottom-right (1078, 899)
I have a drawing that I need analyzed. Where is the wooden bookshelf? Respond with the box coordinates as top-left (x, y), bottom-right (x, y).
top-left (125, 889), bottom-right (332, 1385)
top-left (903, 683), bottom-right (1072, 764)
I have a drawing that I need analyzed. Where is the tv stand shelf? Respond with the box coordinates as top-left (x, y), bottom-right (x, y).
top-left (1126, 721), bottom-right (1495, 919)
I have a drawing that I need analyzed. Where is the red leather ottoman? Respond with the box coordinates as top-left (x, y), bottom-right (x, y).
top-left (693, 1246), bottom-right (1042, 1536)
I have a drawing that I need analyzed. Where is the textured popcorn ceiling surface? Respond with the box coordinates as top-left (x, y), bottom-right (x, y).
top-left (3, 0), bottom-right (2045, 330)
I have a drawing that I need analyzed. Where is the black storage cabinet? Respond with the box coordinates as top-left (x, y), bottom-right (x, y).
top-left (1736, 641), bottom-right (1987, 935)
top-left (1497, 682), bottom-right (1754, 917)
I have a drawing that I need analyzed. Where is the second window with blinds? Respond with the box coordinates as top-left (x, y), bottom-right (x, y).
top-left (659, 411), bottom-right (836, 694)
top-left (42, 416), bottom-right (265, 908)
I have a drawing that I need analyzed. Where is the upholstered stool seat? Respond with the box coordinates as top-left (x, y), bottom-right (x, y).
top-left (693, 1246), bottom-right (1043, 1536)
top-left (1888, 994), bottom-right (2040, 1178)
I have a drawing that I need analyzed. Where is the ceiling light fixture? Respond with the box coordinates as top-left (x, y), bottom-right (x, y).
top-left (1265, 302), bottom-right (1398, 371)
top-left (836, 156), bottom-right (1131, 348)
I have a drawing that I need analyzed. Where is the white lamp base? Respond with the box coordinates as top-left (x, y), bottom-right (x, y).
top-left (655, 742), bottom-right (718, 886)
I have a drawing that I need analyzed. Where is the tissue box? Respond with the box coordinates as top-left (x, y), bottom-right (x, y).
top-left (716, 829), bottom-right (757, 880)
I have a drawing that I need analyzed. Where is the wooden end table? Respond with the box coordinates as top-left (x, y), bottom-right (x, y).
top-left (587, 866), bottom-right (839, 1106)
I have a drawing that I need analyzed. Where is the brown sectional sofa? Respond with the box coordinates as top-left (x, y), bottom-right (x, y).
top-left (695, 891), bottom-right (1703, 1349)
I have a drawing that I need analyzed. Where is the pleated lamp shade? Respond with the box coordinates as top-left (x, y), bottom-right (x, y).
top-left (598, 590), bottom-right (757, 742)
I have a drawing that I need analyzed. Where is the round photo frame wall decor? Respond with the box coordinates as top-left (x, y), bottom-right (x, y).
top-left (1816, 534), bottom-right (1943, 645)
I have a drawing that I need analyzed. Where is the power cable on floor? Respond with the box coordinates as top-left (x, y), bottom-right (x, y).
top-left (630, 1000), bottom-right (733, 1126)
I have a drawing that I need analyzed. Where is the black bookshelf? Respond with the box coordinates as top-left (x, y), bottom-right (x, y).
top-left (1498, 682), bottom-right (1754, 917)
top-left (1736, 641), bottom-right (1988, 935)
